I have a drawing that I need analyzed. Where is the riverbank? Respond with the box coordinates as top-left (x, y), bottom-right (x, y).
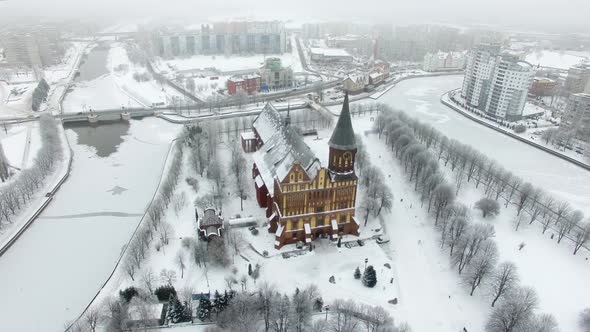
top-left (440, 91), bottom-right (590, 171)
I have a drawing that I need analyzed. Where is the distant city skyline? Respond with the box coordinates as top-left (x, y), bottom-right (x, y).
top-left (0, 0), bottom-right (589, 34)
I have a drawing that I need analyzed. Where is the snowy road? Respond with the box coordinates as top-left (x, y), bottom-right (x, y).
top-left (353, 75), bottom-right (590, 215)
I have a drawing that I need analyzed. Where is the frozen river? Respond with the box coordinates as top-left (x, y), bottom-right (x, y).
top-left (357, 75), bottom-right (590, 214)
top-left (0, 118), bottom-right (181, 332)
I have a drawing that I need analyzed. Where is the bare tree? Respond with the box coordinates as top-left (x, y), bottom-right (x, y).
top-left (573, 221), bottom-right (590, 255)
top-left (84, 306), bottom-right (102, 332)
top-left (217, 292), bottom-right (260, 332)
top-left (141, 268), bottom-right (156, 294)
top-left (431, 183), bottom-right (455, 224)
top-left (176, 250), bottom-right (186, 278)
top-left (485, 287), bottom-right (538, 332)
top-left (579, 308), bottom-right (590, 332)
top-left (557, 210), bottom-right (583, 243)
top-left (530, 313), bottom-right (559, 332)
top-left (464, 240), bottom-right (499, 296)
top-left (475, 198), bottom-right (501, 218)
top-left (158, 222), bottom-right (173, 249)
top-left (453, 224), bottom-right (495, 274)
top-left (490, 262), bottom-right (519, 307)
top-left (258, 283), bottom-right (277, 332)
top-left (516, 183), bottom-right (534, 215)
top-left (160, 268), bottom-right (177, 285)
top-left (124, 259), bottom-right (136, 281)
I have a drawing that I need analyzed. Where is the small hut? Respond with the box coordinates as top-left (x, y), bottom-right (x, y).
top-left (197, 208), bottom-right (224, 240)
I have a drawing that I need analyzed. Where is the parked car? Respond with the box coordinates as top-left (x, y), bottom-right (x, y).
top-left (296, 241), bottom-right (305, 249)
top-left (357, 239), bottom-right (365, 246)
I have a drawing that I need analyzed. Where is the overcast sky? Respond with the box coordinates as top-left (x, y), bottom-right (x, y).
top-left (1, 0), bottom-right (588, 33)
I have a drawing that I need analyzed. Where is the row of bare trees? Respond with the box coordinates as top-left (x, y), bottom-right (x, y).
top-left (354, 134), bottom-right (394, 226)
top-left (214, 283), bottom-right (410, 332)
top-left (124, 142), bottom-right (185, 281)
top-left (0, 141), bottom-right (10, 182)
top-left (375, 109), bottom-right (559, 331)
top-left (0, 115), bottom-right (63, 230)
top-left (377, 103), bottom-right (590, 256)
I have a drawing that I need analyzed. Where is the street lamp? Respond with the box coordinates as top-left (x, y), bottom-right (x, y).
top-left (364, 258), bottom-right (368, 272)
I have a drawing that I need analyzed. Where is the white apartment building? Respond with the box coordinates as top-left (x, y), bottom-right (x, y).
top-left (461, 44), bottom-right (534, 121)
top-left (423, 51), bottom-right (466, 72)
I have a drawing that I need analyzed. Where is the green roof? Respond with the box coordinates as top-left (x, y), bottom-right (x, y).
top-left (329, 93), bottom-right (356, 150)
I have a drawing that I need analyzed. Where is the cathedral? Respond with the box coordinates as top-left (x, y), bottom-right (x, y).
top-left (243, 94), bottom-right (359, 249)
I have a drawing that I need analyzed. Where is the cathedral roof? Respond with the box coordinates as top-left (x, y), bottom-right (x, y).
top-left (329, 93), bottom-right (356, 150)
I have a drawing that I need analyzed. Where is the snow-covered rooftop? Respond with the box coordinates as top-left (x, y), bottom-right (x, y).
top-left (310, 48), bottom-right (351, 57)
top-left (252, 103), bottom-right (321, 195)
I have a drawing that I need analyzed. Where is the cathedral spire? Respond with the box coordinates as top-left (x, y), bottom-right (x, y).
top-left (328, 93), bottom-right (356, 150)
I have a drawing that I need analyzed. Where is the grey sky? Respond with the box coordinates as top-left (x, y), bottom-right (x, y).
top-left (1, 0), bottom-right (588, 33)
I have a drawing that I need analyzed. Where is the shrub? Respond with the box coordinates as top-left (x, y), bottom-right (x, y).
top-left (475, 197), bottom-right (501, 218)
top-left (514, 124), bottom-right (527, 133)
top-left (186, 177), bottom-right (200, 193)
top-left (155, 284), bottom-right (177, 302)
top-left (362, 266), bottom-right (377, 288)
top-left (119, 286), bottom-right (138, 303)
top-left (251, 228), bottom-right (259, 236)
top-left (181, 237), bottom-right (194, 250)
top-left (354, 267), bottom-right (361, 279)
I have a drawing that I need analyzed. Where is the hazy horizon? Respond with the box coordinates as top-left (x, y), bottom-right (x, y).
top-left (0, 0), bottom-right (588, 34)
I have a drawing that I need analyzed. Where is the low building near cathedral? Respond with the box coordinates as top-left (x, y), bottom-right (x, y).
top-left (197, 208), bottom-right (224, 240)
top-left (244, 95), bottom-right (360, 249)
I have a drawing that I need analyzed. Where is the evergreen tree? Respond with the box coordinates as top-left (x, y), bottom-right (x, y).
top-left (354, 267), bottom-right (361, 280)
top-left (197, 297), bottom-right (212, 321)
top-left (168, 296), bottom-right (188, 323)
top-left (362, 265), bottom-right (377, 288)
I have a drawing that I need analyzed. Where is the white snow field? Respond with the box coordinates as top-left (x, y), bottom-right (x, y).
top-left (0, 121), bottom-right (40, 171)
top-left (62, 71), bottom-right (141, 112)
top-left (154, 53), bottom-right (298, 73)
top-left (0, 118), bottom-right (181, 332)
top-left (456, 180), bottom-right (590, 332)
top-left (349, 75), bottom-right (590, 215)
top-left (525, 50), bottom-right (588, 70)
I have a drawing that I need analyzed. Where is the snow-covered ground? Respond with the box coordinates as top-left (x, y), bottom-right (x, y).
top-left (93, 111), bottom-right (486, 332)
top-left (43, 42), bottom-right (88, 85)
top-left (456, 180), bottom-right (590, 332)
top-left (0, 118), bottom-right (182, 332)
top-left (109, 43), bottom-right (187, 107)
top-left (63, 74), bottom-right (142, 111)
top-left (525, 50), bottom-right (588, 70)
top-left (0, 122), bottom-right (41, 171)
top-left (348, 75), bottom-right (590, 215)
top-left (154, 53), bottom-right (298, 73)
top-left (63, 43), bottom-right (189, 112)
top-left (0, 82), bottom-right (35, 119)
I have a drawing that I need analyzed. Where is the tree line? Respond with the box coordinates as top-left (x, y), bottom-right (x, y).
top-left (0, 115), bottom-right (63, 231)
top-left (213, 283), bottom-right (410, 332)
top-left (32, 79), bottom-right (50, 112)
top-left (375, 107), bottom-right (560, 332)
top-left (376, 103), bottom-right (590, 256)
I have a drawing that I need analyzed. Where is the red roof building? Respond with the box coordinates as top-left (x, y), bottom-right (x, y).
top-left (227, 75), bottom-right (260, 95)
